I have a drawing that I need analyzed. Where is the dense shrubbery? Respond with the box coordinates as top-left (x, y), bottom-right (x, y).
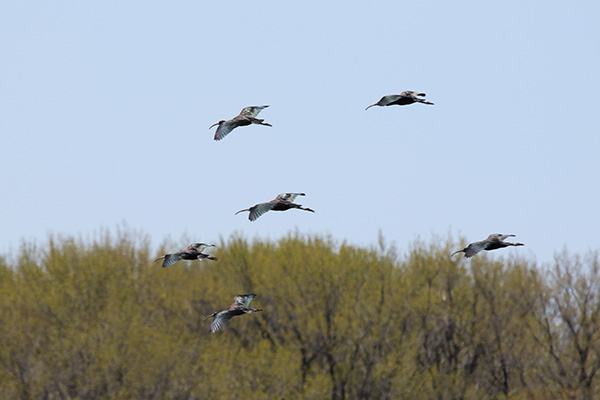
top-left (1, 229), bottom-right (599, 399)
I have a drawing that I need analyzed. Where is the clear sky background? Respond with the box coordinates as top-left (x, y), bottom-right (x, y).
top-left (2, 2), bottom-right (599, 264)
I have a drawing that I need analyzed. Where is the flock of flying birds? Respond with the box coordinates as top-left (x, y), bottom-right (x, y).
top-left (154, 91), bottom-right (525, 333)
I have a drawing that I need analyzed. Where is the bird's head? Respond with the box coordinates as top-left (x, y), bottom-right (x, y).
top-left (209, 120), bottom-right (225, 129)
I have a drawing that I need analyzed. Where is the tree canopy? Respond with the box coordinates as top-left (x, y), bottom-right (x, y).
top-left (1, 229), bottom-right (599, 399)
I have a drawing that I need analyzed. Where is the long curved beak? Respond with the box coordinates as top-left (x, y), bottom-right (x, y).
top-left (365, 103), bottom-right (377, 111)
top-left (209, 122), bottom-right (220, 129)
top-left (450, 250), bottom-right (462, 258)
top-left (235, 208), bottom-right (250, 215)
top-left (203, 312), bottom-right (216, 322)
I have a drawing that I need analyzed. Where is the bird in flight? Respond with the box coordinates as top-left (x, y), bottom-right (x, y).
top-left (154, 243), bottom-right (217, 268)
top-left (365, 91), bottom-right (434, 110)
top-left (451, 234), bottom-right (524, 258)
top-left (210, 105), bottom-right (272, 141)
top-left (204, 293), bottom-right (263, 333)
top-left (235, 193), bottom-right (315, 221)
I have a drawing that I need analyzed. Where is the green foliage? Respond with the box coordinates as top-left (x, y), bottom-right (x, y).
top-left (0, 230), bottom-right (599, 399)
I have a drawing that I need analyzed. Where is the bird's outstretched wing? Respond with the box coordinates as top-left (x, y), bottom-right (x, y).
top-left (493, 234), bottom-right (515, 242)
top-left (385, 94), bottom-right (406, 103)
top-left (240, 105), bottom-right (269, 117)
top-left (463, 241), bottom-right (489, 258)
top-left (155, 253), bottom-right (183, 268)
top-left (401, 91), bottom-right (434, 105)
top-left (232, 293), bottom-right (257, 308)
top-left (213, 120), bottom-right (240, 141)
top-left (210, 310), bottom-right (234, 333)
top-left (191, 243), bottom-right (213, 252)
top-left (399, 91), bottom-right (416, 98)
top-left (248, 203), bottom-right (275, 221)
top-left (274, 193), bottom-right (305, 202)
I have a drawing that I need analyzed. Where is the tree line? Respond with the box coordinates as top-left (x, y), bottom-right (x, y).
top-left (0, 229), bottom-right (599, 399)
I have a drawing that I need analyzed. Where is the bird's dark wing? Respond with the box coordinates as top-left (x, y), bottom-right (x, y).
top-left (233, 294), bottom-right (257, 308)
top-left (386, 94), bottom-right (407, 103)
top-left (464, 240), bottom-right (489, 258)
top-left (213, 120), bottom-right (239, 141)
top-left (157, 253), bottom-right (183, 268)
top-left (248, 203), bottom-right (274, 221)
top-left (210, 310), bottom-right (234, 333)
top-left (275, 193), bottom-right (305, 202)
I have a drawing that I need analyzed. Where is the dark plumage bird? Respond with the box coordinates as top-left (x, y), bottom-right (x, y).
top-left (451, 234), bottom-right (524, 258)
top-left (235, 193), bottom-right (315, 221)
top-left (204, 293), bottom-right (263, 333)
top-left (154, 243), bottom-right (217, 268)
top-left (210, 105), bottom-right (272, 141)
top-left (365, 91), bottom-right (434, 110)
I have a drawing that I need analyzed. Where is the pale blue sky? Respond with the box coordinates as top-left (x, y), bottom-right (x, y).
top-left (2, 2), bottom-right (599, 264)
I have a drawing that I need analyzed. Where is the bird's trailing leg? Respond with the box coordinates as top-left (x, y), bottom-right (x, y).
top-left (250, 117), bottom-right (272, 127)
top-left (504, 242), bottom-right (524, 247)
